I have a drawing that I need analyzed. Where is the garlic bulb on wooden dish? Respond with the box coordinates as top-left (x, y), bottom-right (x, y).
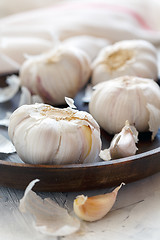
top-left (8, 103), bottom-right (101, 165)
top-left (19, 46), bottom-right (91, 105)
top-left (91, 40), bottom-right (158, 85)
top-left (89, 76), bottom-right (160, 140)
top-left (62, 35), bottom-right (110, 62)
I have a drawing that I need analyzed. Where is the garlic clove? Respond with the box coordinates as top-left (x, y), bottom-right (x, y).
top-left (92, 40), bottom-right (158, 85)
top-left (8, 103), bottom-right (101, 165)
top-left (73, 183), bottom-right (125, 222)
top-left (100, 121), bottom-right (138, 161)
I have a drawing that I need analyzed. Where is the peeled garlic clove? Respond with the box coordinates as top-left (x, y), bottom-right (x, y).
top-left (89, 76), bottom-right (160, 139)
top-left (73, 183), bottom-right (125, 222)
top-left (92, 40), bottom-right (158, 85)
top-left (62, 35), bottom-right (110, 62)
top-left (8, 103), bottom-right (101, 165)
top-left (100, 121), bottom-right (138, 161)
top-left (19, 46), bottom-right (91, 105)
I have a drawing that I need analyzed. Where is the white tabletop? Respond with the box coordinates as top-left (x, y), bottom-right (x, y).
top-left (0, 172), bottom-right (159, 240)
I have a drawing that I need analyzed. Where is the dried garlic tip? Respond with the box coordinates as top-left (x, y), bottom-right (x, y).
top-left (19, 46), bottom-right (91, 105)
top-left (8, 103), bottom-right (101, 165)
top-left (73, 183), bottom-right (125, 222)
top-left (62, 35), bottom-right (110, 62)
top-left (89, 76), bottom-right (160, 140)
top-left (100, 120), bottom-right (138, 161)
top-left (92, 40), bottom-right (158, 85)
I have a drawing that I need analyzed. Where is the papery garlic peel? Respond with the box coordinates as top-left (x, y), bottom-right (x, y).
top-left (73, 183), bottom-right (125, 222)
top-left (99, 120), bottom-right (138, 161)
top-left (8, 103), bottom-right (101, 165)
top-left (92, 40), bottom-right (158, 85)
top-left (89, 76), bottom-right (160, 139)
top-left (19, 46), bottom-right (91, 105)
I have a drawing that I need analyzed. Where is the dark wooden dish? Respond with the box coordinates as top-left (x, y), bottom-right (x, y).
top-left (0, 73), bottom-right (160, 192)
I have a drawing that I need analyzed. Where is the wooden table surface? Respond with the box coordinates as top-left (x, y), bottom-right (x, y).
top-left (0, 171), bottom-right (159, 240)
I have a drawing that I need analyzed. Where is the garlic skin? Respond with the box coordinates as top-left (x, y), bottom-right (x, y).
top-left (73, 183), bottom-right (124, 222)
top-left (99, 121), bottom-right (138, 161)
top-left (19, 46), bottom-right (91, 105)
top-left (62, 35), bottom-right (110, 62)
top-left (89, 76), bottom-right (160, 139)
top-left (92, 40), bottom-right (158, 85)
top-left (8, 103), bottom-right (101, 165)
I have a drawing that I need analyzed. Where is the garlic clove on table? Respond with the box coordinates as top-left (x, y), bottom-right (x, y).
top-left (99, 120), bottom-right (138, 161)
top-left (91, 40), bottom-right (158, 85)
top-left (19, 46), bottom-right (91, 106)
top-left (73, 183), bottom-right (125, 222)
top-left (8, 103), bottom-right (101, 165)
top-left (89, 76), bottom-right (160, 139)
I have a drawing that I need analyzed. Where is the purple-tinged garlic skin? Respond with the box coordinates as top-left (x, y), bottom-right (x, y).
top-left (92, 40), bottom-right (158, 85)
top-left (19, 46), bottom-right (91, 105)
top-left (8, 103), bottom-right (101, 165)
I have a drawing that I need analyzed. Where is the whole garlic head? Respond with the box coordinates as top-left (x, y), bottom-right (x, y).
top-left (89, 76), bottom-right (160, 140)
top-left (92, 40), bottom-right (158, 85)
top-left (19, 46), bottom-right (91, 105)
top-left (8, 103), bottom-right (101, 165)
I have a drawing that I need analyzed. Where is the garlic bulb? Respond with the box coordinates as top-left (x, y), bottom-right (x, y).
top-left (99, 121), bottom-right (138, 161)
top-left (19, 46), bottom-right (91, 105)
top-left (62, 35), bottom-right (110, 62)
top-left (89, 76), bottom-right (160, 140)
top-left (92, 40), bottom-right (158, 85)
top-left (73, 183), bottom-right (125, 222)
top-left (8, 103), bottom-right (101, 165)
